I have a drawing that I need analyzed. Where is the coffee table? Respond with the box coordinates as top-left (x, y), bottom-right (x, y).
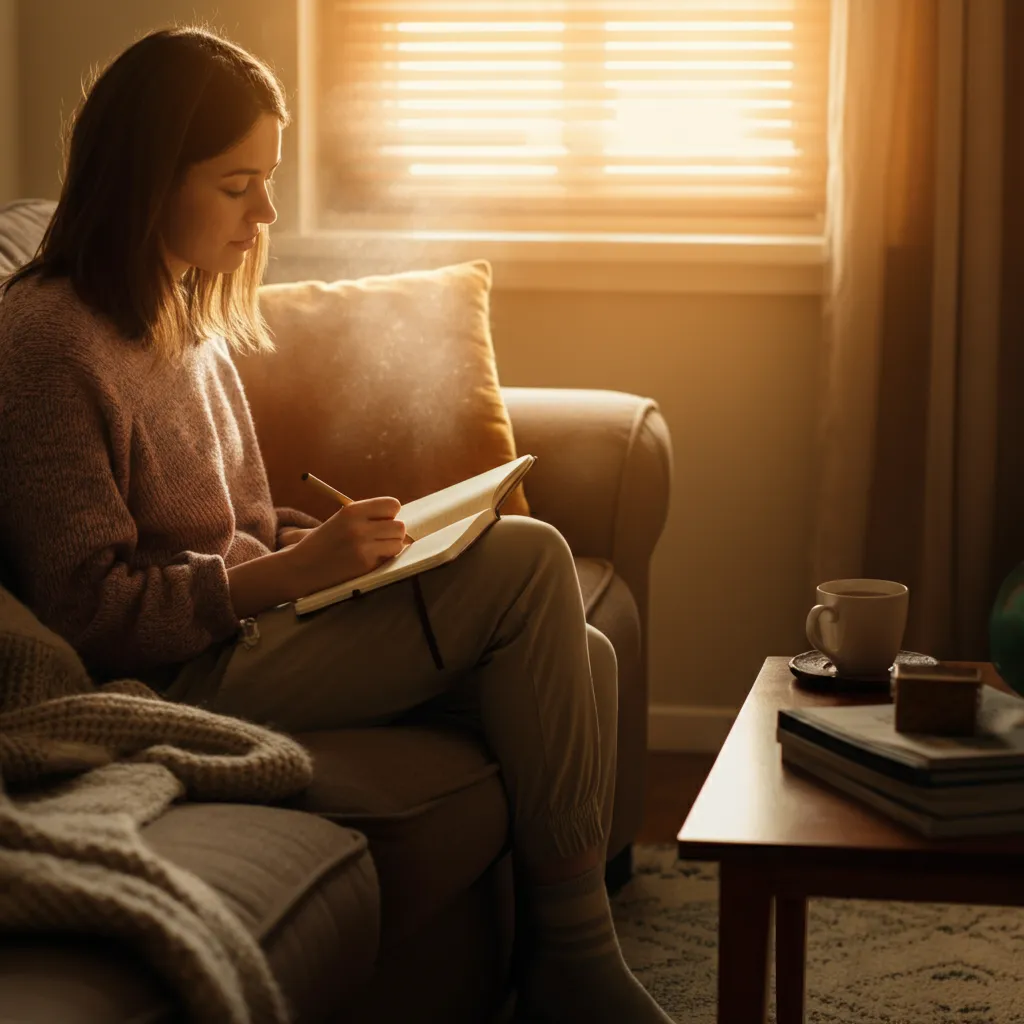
top-left (677, 656), bottom-right (1024, 1023)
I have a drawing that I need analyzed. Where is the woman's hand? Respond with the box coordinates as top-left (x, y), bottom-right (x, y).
top-left (228, 500), bottom-right (408, 619)
top-left (284, 497), bottom-right (407, 595)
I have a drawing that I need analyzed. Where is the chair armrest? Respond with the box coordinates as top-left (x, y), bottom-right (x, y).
top-left (502, 387), bottom-right (673, 621)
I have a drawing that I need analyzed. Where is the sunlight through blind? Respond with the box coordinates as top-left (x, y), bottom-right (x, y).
top-left (316, 1), bottom-right (832, 232)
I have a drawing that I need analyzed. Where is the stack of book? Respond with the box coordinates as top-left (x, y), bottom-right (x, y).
top-left (777, 686), bottom-right (1024, 837)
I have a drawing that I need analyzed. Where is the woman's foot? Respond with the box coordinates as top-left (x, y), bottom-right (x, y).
top-left (518, 864), bottom-right (676, 1023)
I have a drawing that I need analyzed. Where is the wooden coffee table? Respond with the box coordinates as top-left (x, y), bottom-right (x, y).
top-left (677, 656), bottom-right (1024, 1024)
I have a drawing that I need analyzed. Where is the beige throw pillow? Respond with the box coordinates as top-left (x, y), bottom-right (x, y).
top-left (239, 260), bottom-right (529, 523)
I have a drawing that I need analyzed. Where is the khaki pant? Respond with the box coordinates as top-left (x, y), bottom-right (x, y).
top-left (169, 517), bottom-right (618, 867)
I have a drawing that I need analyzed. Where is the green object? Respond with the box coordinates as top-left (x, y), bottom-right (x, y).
top-left (989, 563), bottom-right (1024, 696)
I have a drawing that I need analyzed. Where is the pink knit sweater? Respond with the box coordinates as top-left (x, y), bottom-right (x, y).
top-left (0, 274), bottom-right (319, 681)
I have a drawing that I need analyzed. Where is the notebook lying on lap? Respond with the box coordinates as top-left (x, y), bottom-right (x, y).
top-left (293, 454), bottom-right (536, 616)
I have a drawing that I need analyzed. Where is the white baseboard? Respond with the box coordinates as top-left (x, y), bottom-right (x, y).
top-left (647, 704), bottom-right (737, 753)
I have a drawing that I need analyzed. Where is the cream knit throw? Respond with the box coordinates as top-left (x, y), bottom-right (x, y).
top-left (0, 585), bottom-right (315, 1024)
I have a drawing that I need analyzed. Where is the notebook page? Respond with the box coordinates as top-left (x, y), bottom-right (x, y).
top-left (399, 456), bottom-right (532, 538)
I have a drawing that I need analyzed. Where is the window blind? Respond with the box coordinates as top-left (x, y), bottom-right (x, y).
top-left (315, 0), bottom-right (832, 233)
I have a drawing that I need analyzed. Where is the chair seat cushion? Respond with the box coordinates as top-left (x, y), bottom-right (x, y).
top-left (288, 722), bottom-right (509, 947)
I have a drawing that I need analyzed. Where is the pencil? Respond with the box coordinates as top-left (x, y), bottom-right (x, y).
top-left (301, 472), bottom-right (354, 507)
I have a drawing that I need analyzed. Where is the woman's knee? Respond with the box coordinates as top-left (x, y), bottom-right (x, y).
top-left (485, 515), bottom-right (574, 575)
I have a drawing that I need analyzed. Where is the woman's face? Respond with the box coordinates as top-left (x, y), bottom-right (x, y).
top-left (162, 113), bottom-right (281, 278)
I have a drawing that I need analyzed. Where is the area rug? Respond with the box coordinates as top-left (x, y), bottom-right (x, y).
top-left (610, 844), bottom-right (1024, 1023)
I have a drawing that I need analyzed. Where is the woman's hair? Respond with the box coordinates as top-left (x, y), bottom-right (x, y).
top-left (1, 25), bottom-right (289, 361)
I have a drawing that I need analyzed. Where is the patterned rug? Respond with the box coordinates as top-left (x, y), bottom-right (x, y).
top-left (610, 844), bottom-right (1024, 1023)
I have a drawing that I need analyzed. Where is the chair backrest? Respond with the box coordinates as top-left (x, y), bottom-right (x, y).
top-left (0, 199), bottom-right (57, 281)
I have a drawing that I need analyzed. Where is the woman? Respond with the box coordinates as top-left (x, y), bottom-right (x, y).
top-left (0, 27), bottom-right (674, 1024)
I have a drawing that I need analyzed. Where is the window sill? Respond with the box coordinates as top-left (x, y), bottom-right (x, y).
top-left (268, 230), bottom-right (827, 296)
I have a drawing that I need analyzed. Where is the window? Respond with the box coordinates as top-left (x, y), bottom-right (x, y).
top-left (308, 0), bottom-right (832, 240)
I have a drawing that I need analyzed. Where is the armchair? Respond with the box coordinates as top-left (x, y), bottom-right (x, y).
top-left (0, 198), bottom-right (673, 1024)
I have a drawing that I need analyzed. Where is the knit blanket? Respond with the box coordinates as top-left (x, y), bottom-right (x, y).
top-left (0, 585), bottom-right (315, 1024)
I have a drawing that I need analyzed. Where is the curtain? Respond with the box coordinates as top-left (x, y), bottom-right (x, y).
top-left (991, 1), bottom-right (1024, 647)
top-left (812, 0), bottom-right (1010, 659)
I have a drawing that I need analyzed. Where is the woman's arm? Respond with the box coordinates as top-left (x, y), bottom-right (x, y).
top-left (0, 349), bottom-right (241, 676)
top-left (226, 546), bottom-right (306, 618)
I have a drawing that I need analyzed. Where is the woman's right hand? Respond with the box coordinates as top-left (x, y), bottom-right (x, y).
top-left (285, 497), bottom-right (407, 595)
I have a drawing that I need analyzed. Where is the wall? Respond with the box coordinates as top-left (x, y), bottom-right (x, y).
top-left (0, 0), bottom-right (18, 203)
top-left (18, 0), bottom-right (300, 225)
top-left (490, 287), bottom-right (821, 733)
top-left (16, 0), bottom-right (824, 740)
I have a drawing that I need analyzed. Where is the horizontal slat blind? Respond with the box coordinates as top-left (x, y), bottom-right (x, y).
top-left (316, 0), bottom-right (832, 231)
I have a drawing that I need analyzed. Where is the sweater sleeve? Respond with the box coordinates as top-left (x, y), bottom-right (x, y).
top-left (0, 350), bottom-right (241, 679)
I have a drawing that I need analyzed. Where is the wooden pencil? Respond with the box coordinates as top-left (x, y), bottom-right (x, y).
top-left (301, 472), bottom-right (354, 506)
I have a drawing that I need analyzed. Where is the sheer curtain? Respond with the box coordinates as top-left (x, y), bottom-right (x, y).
top-left (812, 0), bottom-right (1008, 658)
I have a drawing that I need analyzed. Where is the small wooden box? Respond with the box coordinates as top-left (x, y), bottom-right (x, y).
top-left (891, 664), bottom-right (983, 736)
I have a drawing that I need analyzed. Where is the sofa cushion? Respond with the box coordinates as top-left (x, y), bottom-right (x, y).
top-left (143, 804), bottom-right (379, 1021)
top-left (245, 262), bottom-right (529, 519)
top-left (0, 805), bottom-right (376, 1024)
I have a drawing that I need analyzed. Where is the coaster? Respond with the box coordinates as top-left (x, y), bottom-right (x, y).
top-left (789, 650), bottom-right (939, 692)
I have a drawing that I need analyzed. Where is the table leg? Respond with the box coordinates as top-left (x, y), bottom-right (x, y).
top-left (718, 860), bottom-right (772, 1024)
top-left (775, 895), bottom-right (807, 1024)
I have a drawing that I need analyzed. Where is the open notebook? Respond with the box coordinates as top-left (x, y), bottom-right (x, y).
top-left (293, 454), bottom-right (536, 615)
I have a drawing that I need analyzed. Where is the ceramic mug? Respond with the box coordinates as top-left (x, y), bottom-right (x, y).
top-left (806, 579), bottom-right (909, 677)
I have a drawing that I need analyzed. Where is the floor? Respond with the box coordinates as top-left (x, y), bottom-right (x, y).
top-left (636, 752), bottom-right (717, 843)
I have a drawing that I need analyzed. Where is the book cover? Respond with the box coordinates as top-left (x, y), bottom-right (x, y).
top-left (778, 687), bottom-right (1024, 781)
top-left (777, 712), bottom-right (1024, 787)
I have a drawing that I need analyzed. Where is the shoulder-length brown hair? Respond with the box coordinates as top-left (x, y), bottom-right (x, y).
top-left (1, 25), bottom-right (288, 361)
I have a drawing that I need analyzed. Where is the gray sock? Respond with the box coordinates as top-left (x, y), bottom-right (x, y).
top-left (518, 865), bottom-right (676, 1024)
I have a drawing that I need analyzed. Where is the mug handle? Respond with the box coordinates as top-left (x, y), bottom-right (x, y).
top-left (806, 604), bottom-right (838, 657)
